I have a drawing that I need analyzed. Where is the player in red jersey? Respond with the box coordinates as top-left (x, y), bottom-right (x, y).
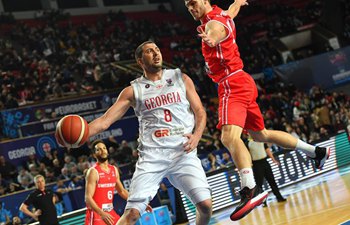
top-left (184, 0), bottom-right (331, 221)
top-left (85, 140), bottom-right (138, 225)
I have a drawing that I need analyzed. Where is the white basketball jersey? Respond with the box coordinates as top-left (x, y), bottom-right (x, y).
top-left (131, 68), bottom-right (195, 150)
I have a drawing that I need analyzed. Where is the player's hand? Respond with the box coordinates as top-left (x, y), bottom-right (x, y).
top-left (146, 204), bottom-right (153, 212)
top-left (100, 211), bottom-right (114, 225)
top-left (236, 0), bottom-right (249, 6)
top-left (197, 27), bottom-right (216, 47)
top-left (183, 133), bottom-right (201, 153)
top-left (33, 209), bottom-right (42, 221)
top-left (273, 159), bottom-right (280, 166)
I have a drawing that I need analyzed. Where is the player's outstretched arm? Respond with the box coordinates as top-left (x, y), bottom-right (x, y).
top-left (89, 86), bottom-right (134, 137)
top-left (225, 0), bottom-right (248, 19)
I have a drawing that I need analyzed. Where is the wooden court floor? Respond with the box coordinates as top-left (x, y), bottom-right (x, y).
top-left (183, 165), bottom-right (350, 225)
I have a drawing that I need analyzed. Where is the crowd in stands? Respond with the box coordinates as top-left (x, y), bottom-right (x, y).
top-left (0, 1), bottom-right (349, 222)
top-left (1, 0), bottom-right (349, 111)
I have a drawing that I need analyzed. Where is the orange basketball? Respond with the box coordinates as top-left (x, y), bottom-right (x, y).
top-left (55, 115), bottom-right (89, 148)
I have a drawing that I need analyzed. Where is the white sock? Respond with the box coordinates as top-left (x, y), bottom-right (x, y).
top-left (239, 168), bottom-right (256, 189)
top-left (296, 139), bottom-right (316, 157)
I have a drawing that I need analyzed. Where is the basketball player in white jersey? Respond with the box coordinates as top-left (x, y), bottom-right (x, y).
top-left (88, 41), bottom-right (212, 225)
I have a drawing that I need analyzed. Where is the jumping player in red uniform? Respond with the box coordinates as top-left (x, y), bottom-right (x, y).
top-left (184, 0), bottom-right (331, 221)
top-left (85, 140), bottom-right (134, 225)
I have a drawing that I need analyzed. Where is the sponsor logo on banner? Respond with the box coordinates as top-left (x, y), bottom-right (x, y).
top-left (36, 136), bottom-right (57, 157)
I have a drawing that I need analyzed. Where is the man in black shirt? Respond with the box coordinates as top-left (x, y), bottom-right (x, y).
top-left (19, 175), bottom-right (59, 225)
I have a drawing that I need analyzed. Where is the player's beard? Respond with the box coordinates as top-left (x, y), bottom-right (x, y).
top-left (145, 59), bottom-right (162, 73)
top-left (96, 155), bottom-right (109, 163)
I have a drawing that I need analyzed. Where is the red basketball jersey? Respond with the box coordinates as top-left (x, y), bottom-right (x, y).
top-left (85, 163), bottom-right (119, 225)
top-left (91, 163), bottom-right (117, 210)
top-left (199, 5), bottom-right (244, 83)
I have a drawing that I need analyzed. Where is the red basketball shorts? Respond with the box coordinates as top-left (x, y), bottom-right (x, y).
top-left (85, 209), bottom-right (120, 225)
top-left (217, 71), bottom-right (265, 131)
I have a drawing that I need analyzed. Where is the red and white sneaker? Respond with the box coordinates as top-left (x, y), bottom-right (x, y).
top-left (230, 186), bottom-right (268, 221)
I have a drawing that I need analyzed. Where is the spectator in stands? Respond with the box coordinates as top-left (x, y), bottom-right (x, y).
top-left (28, 164), bottom-right (40, 178)
top-left (158, 182), bottom-right (172, 212)
top-left (293, 101), bottom-right (305, 122)
top-left (0, 174), bottom-right (8, 190)
top-left (60, 167), bottom-right (70, 180)
top-left (221, 152), bottom-right (234, 167)
top-left (0, 156), bottom-right (17, 182)
top-left (67, 175), bottom-right (83, 190)
top-left (52, 159), bottom-right (62, 178)
top-left (19, 175), bottom-right (59, 225)
top-left (53, 194), bottom-right (64, 217)
top-left (63, 155), bottom-right (77, 175)
top-left (0, 201), bottom-right (11, 225)
top-left (40, 152), bottom-right (54, 168)
top-left (107, 135), bottom-right (120, 150)
top-left (53, 178), bottom-right (70, 195)
top-left (76, 155), bottom-right (90, 174)
top-left (17, 168), bottom-right (34, 188)
top-left (319, 127), bottom-right (330, 140)
top-left (118, 140), bottom-right (133, 164)
top-left (316, 102), bottom-right (331, 131)
top-left (44, 168), bottom-right (56, 183)
top-left (4, 94), bottom-right (18, 109)
top-left (0, 186), bottom-right (5, 196)
top-left (207, 153), bottom-right (224, 172)
top-left (53, 178), bottom-right (73, 213)
top-left (12, 216), bottom-right (21, 225)
top-left (25, 154), bottom-right (40, 170)
top-left (7, 182), bottom-right (24, 193)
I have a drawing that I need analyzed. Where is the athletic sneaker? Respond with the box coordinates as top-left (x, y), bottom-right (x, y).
top-left (230, 186), bottom-right (268, 221)
top-left (313, 146), bottom-right (331, 169)
top-left (277, 197), bottom-right (287, 202)
top-left (262, 199), bottom-right (268, 207)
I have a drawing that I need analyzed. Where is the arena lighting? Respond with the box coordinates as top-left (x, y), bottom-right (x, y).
top-left (180, 134), bottom-right (344, 223)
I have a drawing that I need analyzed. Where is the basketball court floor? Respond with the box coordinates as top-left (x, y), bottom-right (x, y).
top-left (184, 165), bottom-right (350, 225)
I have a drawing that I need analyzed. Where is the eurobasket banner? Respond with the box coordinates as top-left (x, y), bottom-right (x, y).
top-left (0, 91), bottom-right (119, 138)
top-left (0, 112), bottom-right (138, 165)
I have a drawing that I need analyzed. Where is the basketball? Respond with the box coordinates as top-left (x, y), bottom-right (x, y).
top-left (55, 115), bottom-right (89, 148)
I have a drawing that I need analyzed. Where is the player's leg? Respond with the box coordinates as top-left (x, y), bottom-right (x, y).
top-left (167, 150), bottom-right (212, 225)
top-left (116, 150), bottom-right (169, 225)
top-left (218, 74), bottom-right (256, 189)
top-left (221, 125), bottom-right (251, 169)
top-left (218, 74), bottom-right (267, 221)
top-left (195, 199), bottom-right (212, 225)
top-left (116, 209), bottom-right (140, 225)
top-left (252, 160), bottom-right (265, 190)
top-left (263, 161), bottom-right (286, 202)
top-left (252, 160), bottom-right (268, 207)
top-left (222, 125), bottom-right (267, 221)
top-left (249, 128), bottom-right (330, 169)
